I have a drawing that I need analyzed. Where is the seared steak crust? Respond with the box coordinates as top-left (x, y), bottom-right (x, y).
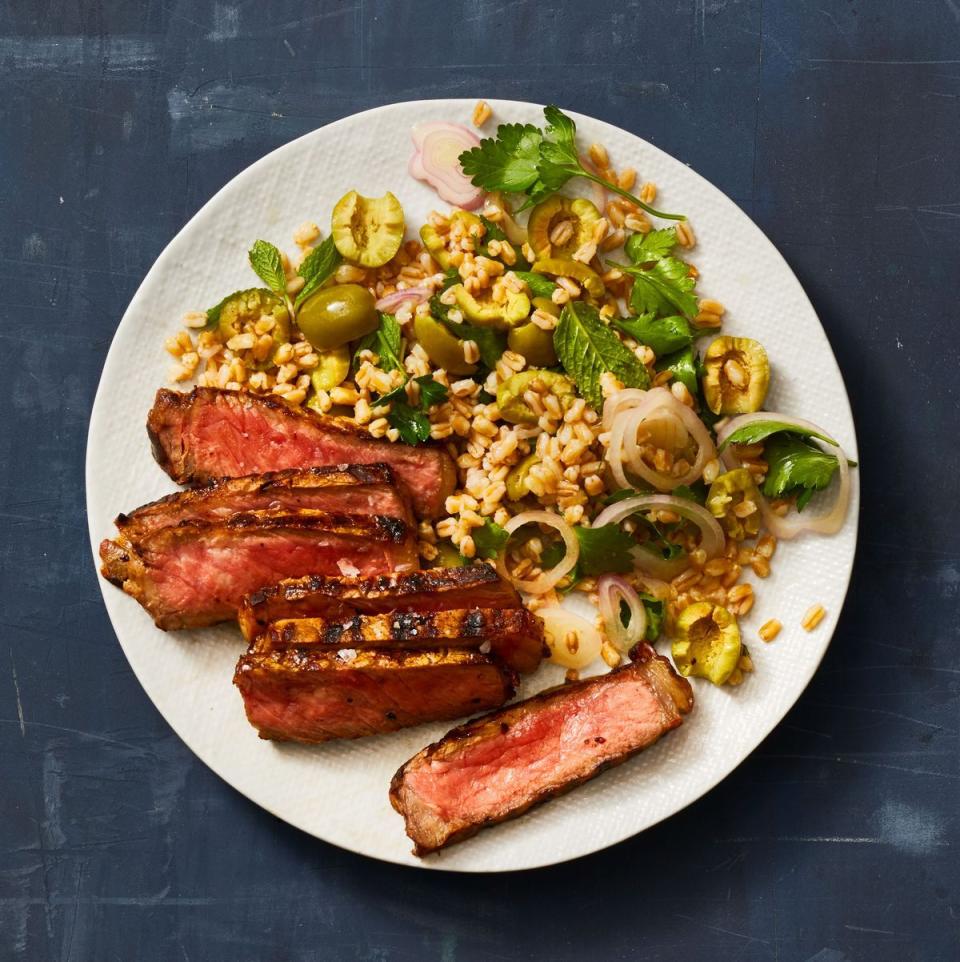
top-left (234, 646), bottom-right (518, 743)
top-left (147, 387), bottom-right (455, 518)
top-left (100, 512), bottom-right (417, 630)
top-left (262, 606), bottom-right (545, 674)
top-left (239, 564), bottom-right (521, 640)
top-left (389, 645), bottom-right (694, 855)
top-left (116, 465), bottom-right (412, 542)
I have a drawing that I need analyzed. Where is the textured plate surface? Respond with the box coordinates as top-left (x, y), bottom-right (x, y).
top-left (86, 99), bottom-right (859, 871)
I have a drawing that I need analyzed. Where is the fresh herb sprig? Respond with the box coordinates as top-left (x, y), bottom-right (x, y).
top-left (295, 235), bottom-right (342, 308)
top-left (378, 374), bottom-right (449, 445)
top-left (459, 106), bottom-right (685, 221)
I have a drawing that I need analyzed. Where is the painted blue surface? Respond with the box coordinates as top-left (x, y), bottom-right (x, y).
top-left (1, 2), bottom-right (958, 959)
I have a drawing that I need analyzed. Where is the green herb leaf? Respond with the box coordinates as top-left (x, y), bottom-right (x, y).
top-left (512, 271), bottom-right (558, 299)
top-left (416, 373), bottom-right (449, 408)
top-left (717, 419), bottom-right (839, 452)
top-left (655, 346), bottom-right (699, 398)
top-left (459, 123), bottom-right (543, 193)
top-left (295, 235), bottom-right (342, 307)
top-left (479, 216), bottom-right (507, 242)
top-left (354, 313), bottom-right (403, 372)
top-left (553, 300), bottom-right (650, 410)
top-left (762, 433), bottom-right (839, 509)
top-left (624, 228), bottom-right (677, 264)
top-left (673, 481), bottom-right (707, 505)
top-left (613, 312), bottom-right (695, 356)
top-left (638, 594), bottom-right (665, 641)
top-left (574, 524), bottom-right (635, 578)
top-left (387, 401), bottom-right (431, 445)
top-left (620, 256), bottom-right (699, 318)
top-left (442, 318), bottom-right (506, 369)
top-left (472, 519), bottom-right (510, 560)
top-left (248, 240), bottom-right (287, 295)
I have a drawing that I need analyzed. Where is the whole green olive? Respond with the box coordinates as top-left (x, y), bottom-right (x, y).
top-left (413, 314), bottom-right (477, 375)
top-left (507, 321), bottom-right (558, 367)
top-left (296, 284), bottom-right (378, 350)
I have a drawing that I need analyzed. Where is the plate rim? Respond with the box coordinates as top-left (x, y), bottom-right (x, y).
top-left (85, 97), bottom-right (860, 872)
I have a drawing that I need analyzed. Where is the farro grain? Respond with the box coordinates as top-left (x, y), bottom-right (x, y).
top-left (759, 619), bottom-right (782, 642)
top-left (801, 604), bottom-right (826, 631)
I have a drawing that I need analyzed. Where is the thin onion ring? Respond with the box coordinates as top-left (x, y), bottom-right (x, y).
top-left (374, 287), bottom-right (431, 313)
top-left (717, 413), bottom-right (852, 540)
top-left (495, 510), bottom-right (579, 595)
top-left (597, 575), bottom-right (647, 653)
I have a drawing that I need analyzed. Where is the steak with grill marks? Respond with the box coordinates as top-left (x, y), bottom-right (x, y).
top-left (100, 511), bottom-right (417, 631)
top-left (262, 606), bottom-right (545, 674)
top-left (389, 644), bottom-right (694, 855)
top-left (147, 387), bottom-right (455, 518)
top-left (238, 565), bottom-right (521, 641)
top-left (233, 646), bottom-right (518, 743)
top-left (115, 464), bottom-right (412, 543)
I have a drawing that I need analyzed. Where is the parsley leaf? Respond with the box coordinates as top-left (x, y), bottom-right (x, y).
top-left (638, 594), bottom-right (665, 642)
top-left (718, 419), bottom-right (839, 452)
top-left (655, 345), bottom-right (699, 398)
top-left (354, 313), bottom-right (403, 372)
top-left (416, 374), bottom-right (448, 409)
top-left (574, 524), bottom-right (635, 578)
top-left (479, 216), bottom-right (507, 242)
top-left (380, 375), bottom-right (449, 446)
top-left (762, 433), bottom-right (839, 511)
top-left (613, 312), bottom-right (695, 356)
top-left (620, 256), bottom-right (700, 318)
top-left (472, 519), bottom-right (510, 560)
top-left (673, 481), bottom-right (707, 505)
top-left (625, 228), bottom-right (677, 264)
top-left (512, 271), bottom-right (558, 298)
top-left (459, 123), bottom-right (543, 193)
top-left (553, 300), bottom-right (650, 410)
top-left (248, 240), bottom-right (287, 296)
top-left (295, 235), bottom-right (342, 307)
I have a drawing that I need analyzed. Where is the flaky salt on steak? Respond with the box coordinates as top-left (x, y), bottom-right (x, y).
top-left (238, 564), bottom-right (521, 641)
top-left (262, 606), bottom-right (546, 674)
top-left (233, 646), bottom-right (518, 743)
top-left (147, 387), bottom-right (456, 518)
top-left (101, 511), bottom-right (417, 631)
top-left (389, 645), bottom-right (694, 855)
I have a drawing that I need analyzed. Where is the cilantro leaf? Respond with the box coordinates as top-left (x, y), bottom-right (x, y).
top-left (512, 271), bottom-right (558, 299)
top-left (295, 235), bottom-right (341, 307)
top-left (655, 346), bottom-right (699, 398)
top-left (459, 123), bottom-right (543, 193)
top-left (762, 433), bottom-right (839, 510)
top-left (621, 257), bottom-right (699, 318)
top-left (613, 312), bottom-right (695, 356)
top-left (248, 240), bottom-right (287, 295)
top-left (574, 524), bottom-right (635, 578)
top-left (472, 519), bottom-right (510, 560)
top-left (553, 300), bottom-right (650, 410)
top-left (718, 419), bottom-right (839, 452)
top-left (624, 228), bottom-right (677, 264)
top-left (354, 313), bottom-right (403, 372)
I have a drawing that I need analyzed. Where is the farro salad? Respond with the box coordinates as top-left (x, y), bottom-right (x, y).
top-left (163, 104), bottom-right (853, 689)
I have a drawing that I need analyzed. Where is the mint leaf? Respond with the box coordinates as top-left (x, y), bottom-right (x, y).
top-left (762, 434), bottom-right (839, 508)
top-left (718, 419), bottom-right (839, 452)
top-left (459, 123), bottom-right (543, 193)
top-left (248, 240), bottom-right (287, 295)
top-left (554, 300), bottom-right (650, 410)
top-left (625, 228), bottom-right (677, 264)
top-left (354, 313), bottom-right (403, 372)
top-left (512, 271), bottom-right (558, 298)
top-left (295, 235), bottom-right (341, 307)
top-left (621, 256), bottom-right (699, 318)
top-left (613, 312), bottom-right (695, 356)
top-left (472, 519), bottom-right (510, 560)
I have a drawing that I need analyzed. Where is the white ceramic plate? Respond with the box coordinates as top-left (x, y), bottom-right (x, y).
top-left (86, 99), bottom-right (859, 871)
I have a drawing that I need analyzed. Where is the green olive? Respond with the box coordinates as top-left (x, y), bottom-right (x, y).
top-left (531, 296), bottom-right (560, 318)
top-left (215, 288), bottom-right (290, 368)
top-left (296, 284), bottom-right (378, 350)
top-left (505, 453), bottom-right (540, 501)
top-left (671, 602), bottom-right (742, 686)
top-left (413, 314), bottom-right (477, 375)
top-left (310, 346), bottom-right (351, 392)
top-left (497, 370), bottom-right (575, 425)
top-left (507, 322), bottom-right (558, 367)
top-left (331, 190), bottom-right (405, 267)
top-left (702, 336), bottom-right (770, 415)
top-left (432, 542), bottom-right (466, 568)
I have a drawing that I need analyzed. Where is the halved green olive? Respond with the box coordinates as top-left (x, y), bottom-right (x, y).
top-left (671, 602), bottom-right (742, 686)
top-left (419, 224), bottom-right (451, 269)
top-left (310, 346), bottom-right (351, 392)
top-left (216, 288), bottom-right (290, 367)
top-left (432, 542), bottom-right (466, 568)
top-left (413, 314), bottom-right (477, 375)
top-left (296, 284), bottom-right (378, 350)
top-left (531, 257), bottom-right (605, 299)
top-left (527, 196), bottom-right (602, 260)
top-left (331, 190), bottom-right (405, 267)
top-left (507, 321), bottom-right (558, 367)
top-left (496, 370), bottom-right (575, 425)
top-left (707, 468), bottom-right (762, 541)
top-left (505, 453), bottom-right (541, 500)
top-left (702, 336), bottom-right (770, 415)
top-left (451, 284), bottom-right (530, 330)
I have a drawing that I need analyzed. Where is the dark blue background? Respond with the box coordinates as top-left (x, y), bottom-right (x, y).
top-left (2, 2), bottom-right (958, 959)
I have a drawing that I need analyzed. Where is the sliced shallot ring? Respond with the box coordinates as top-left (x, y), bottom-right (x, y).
top-left (409, 122), bottom-right (484, 209)
top-left (495, 510), bottom-right (579, 595)
top-left (717, 413), bottom-right (852, 540)
top-left (374, 287), bottom-right (431, 313)
top-left (593, 493), bottom-right (725, 562)
top-left (597, 575), bottom-right (647, 653)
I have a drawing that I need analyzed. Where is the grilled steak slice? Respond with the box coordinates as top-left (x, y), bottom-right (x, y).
top-left (263, 607), bottom-right (545, 674)
top-left (390, 645), bottom-right (694, 855)
top-left (234, 647), bottom-right (518, 743)
top-left (239, 564), bottom-right (521, 640)
top-left (116, 465), bottom-right (412, 543)
top-left (147, 387), bottom-right (455, 518)
top-left (100, 513), bottom-right (417, 630)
